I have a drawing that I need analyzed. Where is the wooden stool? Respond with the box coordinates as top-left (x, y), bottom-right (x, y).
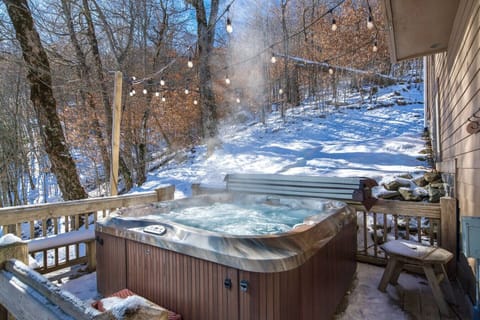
top-left (378, 240), bottom-right (456, 316)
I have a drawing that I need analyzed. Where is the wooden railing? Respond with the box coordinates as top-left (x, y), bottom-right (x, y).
top-left (0, 182), bottom-right (457, 275)
top-left (353, 197), bottom-right (457, 269)
top-left (0, 185), bottom-right (174, 274)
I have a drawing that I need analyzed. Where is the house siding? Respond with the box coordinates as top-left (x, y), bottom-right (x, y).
top-left (426, 0), bottom-right (480, 219)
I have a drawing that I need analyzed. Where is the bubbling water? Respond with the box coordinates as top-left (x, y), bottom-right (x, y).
top-left (156, 201), bottom-right (325, 235)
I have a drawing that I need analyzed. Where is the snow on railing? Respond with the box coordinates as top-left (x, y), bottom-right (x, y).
top-left (353, 197), bottom-right (457, 270)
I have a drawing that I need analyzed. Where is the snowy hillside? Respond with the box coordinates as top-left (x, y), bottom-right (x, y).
top-left (132, 82), bottom-right (428, 198)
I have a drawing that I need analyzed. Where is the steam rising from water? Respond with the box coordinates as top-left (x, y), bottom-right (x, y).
top-left (225, 0), bottom-right (273, 112)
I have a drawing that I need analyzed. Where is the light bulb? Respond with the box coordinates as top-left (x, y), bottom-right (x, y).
top-left (129, 91), bottom-right (134, 97)
top-left (194, 100), bottom-right (198, 105)
top-left (143, 88), bottom-right (147, 94)
top-left (161, 96), bottom-right (166, 102)
top-left (225, 76), bottom-right (231, 85)
top-left (236, 98), bottom-right (240, 104)
top-left (131, 89), bottom-right (136, 95)
top-left (160, 79), bottom-right (165, 86)
top-left (155, 91), bottom-right (160, 97)
top-left (367, 16), bottom-right (374, 30)
top-left (271, 54), bottom-right (276, 64)
top-left (279, 88), bottom-right (283, 95)
top-left (331, 18), bottom-right (337, 31)
top-left (226, 18), bottom-right (233, 33)
top-left (185, 88), bottom-right (189, 94)
top-left (328, 67), bottom-right (334, 75)
top-left (187, 57), bottom-right (193, 68)
top-left (373, 41), bottom-right (378, 52)
top-left (131, 76), bottom-right (136, 81)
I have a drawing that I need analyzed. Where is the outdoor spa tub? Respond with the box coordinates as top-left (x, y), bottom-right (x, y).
top-left (95, 192), bottom-right (357, 320)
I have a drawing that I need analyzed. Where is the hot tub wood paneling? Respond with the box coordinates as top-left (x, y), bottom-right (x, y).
top-left (96, 233), bottom-right (126, 295)
top-left (97, 220), bottom-right (356, 320)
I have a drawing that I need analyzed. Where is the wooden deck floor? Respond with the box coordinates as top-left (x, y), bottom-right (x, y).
top-left (335, 263), bottom-right (473, 320)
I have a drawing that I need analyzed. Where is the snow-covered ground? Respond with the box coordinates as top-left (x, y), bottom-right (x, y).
top-left (132, 82), bottom-right (427, 199)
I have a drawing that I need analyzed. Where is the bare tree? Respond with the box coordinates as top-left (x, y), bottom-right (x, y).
top-left (186, 0), bottom-right (220, 151)
top-left (3, 0), bottom-right (87, 201)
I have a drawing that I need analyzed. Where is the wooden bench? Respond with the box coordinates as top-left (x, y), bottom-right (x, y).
top-left (378, 239), bottom-right (456, 316)
top-left (223, 173), bottom-right (378, 209)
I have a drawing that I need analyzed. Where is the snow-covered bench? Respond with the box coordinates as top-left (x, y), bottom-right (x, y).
top-left (0, 259), bottom-right (172, 320)
top-left (194, 173), bottom-right (378, 209)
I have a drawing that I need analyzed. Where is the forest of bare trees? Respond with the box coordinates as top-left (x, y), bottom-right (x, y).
top-left (0, 0), bottom-right (418, 207)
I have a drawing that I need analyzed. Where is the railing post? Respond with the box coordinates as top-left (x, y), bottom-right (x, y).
top-left (0, 236), bottom-right (28, 320)
top-left (440, 197), bottom-right (458, 277)
top-left (86, 240), bottom-right (96, 273)
top-left (0, 237), bottom-right (28, 268)
top-left (155, 185), bottom-right (175, 201)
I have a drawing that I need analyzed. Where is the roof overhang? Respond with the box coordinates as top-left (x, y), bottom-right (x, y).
top-left (381, 0), bottom-right (460, 62)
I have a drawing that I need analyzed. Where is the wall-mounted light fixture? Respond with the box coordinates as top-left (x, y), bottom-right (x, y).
top-left (466, 110), bottom-right (480, 134)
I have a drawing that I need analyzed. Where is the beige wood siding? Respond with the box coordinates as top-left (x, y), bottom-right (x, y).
top-left (426, 0), bottom-right (480, 217)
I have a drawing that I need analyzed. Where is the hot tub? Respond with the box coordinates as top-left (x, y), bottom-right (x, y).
top-left (96, 193), bottom-right (357, 320)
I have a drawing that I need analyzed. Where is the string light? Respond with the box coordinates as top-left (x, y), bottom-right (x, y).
top-left (129, 88), bottom-right (136, 96)
top-left (143, 88), bottom-right (147, 95)
top-left (271, 52), bottom-right (276, 64)
top-left (367, 6), bottom-right (374, 30)
top-left (185, 88), bottom-right (189, 94)
top-left (155, 91), bottom-right (160, 97)
top-left (194, 99), bottom-right (198, 105)
top-left (372, 40), bottom-right (378, 52)
top-left (122, 0), bottom-right (376, 105)
top-left (367, 16), bottom-right (373, 30)
top-left (161, 96), bottom-right (166, 102)
top-left (236, 97), bottom-right (240, 104)
top-left (226, 17), bottom-right (233, 33)
top-left (331, 18), bottom-right (337, 31)
top-left (225, 74), bottom-right (231, 85)
top-left (226, 5), bottom-right (233, 33)
top-left (279, 88), bottom-right (283, 95)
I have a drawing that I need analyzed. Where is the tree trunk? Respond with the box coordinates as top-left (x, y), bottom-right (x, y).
top-left (61, 0), bottom-right (110, 185)
top-left (82, 0), bottom-right (133, 191)
top-left (4, 0), bottom-right (87, 201)
top-left (187, 0), bottom-right (219, 147)
top-left (281, 0), bottom-right (290, 107)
